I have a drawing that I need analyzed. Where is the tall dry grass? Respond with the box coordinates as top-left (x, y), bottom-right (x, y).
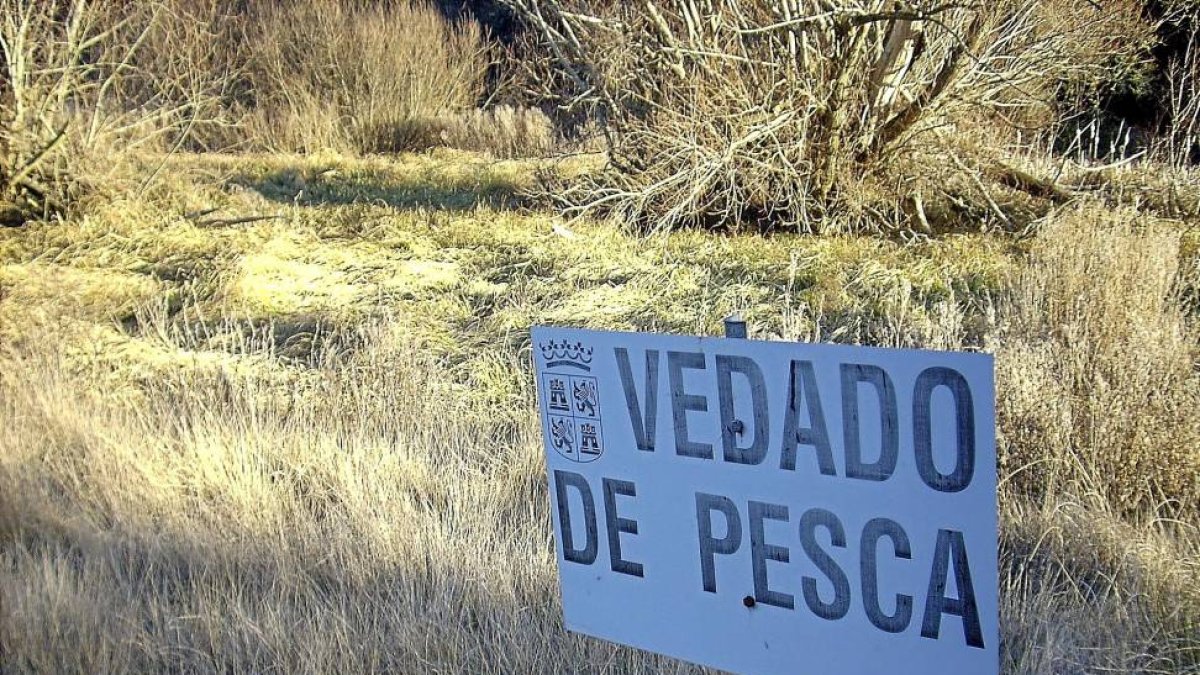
top-left (436, 106), bottom-right (559, 159)
top-left (998, 206), bottom-right (1200, 517)
top-left (0, 319), bottom-right (690, 673)
top-left (240, 0), bottom-right (491, 154)
top-left (129, 0), bottom-right (548, 156)
top-left (992, 206), bottom-right (1200, 671)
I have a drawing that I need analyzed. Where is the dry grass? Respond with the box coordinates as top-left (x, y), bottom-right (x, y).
top-left (346, 106), bottom-right (560, 158)
top-left (999, 205), bottom-right (1200, 517)
top-left (993, 206), bottom-right (1200, 672)
top-left (0, 152), bottom-right (1197, 673)
top-left (1000, 500), bottom-right (1199, 673)
top-left (237, 0), bottom-right (490, 155)
top-left (0, 327), bottom-right (650, 673)
top-left (436, 106), bottom-right (560, 159)
top-left (26, 0), bottom-right (502, 158)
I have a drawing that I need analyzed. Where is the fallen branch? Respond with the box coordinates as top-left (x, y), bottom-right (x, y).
top-left (183, 207), bottom-right (221, 220)
top-left (194, 214), bottom-right (285, 227)
top-left (990, 162), bottom-right (1076, 203)
top-left (6, 127), bottom-right (69, 190)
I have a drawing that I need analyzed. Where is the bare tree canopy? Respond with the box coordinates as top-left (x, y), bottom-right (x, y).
top-left (504, 0), bottom-right (1154, 231)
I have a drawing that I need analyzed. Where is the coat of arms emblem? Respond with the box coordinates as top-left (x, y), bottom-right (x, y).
top-left (539, 339), bottom-right (604, 462)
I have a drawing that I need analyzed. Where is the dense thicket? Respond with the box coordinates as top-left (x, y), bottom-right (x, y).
top-left (502, 0), bottom-right (1162, 232)
top-left (0, 0), bottom-right (500, 223)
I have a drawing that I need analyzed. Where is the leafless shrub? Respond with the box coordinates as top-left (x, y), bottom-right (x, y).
top-left (0, 0), bottom-right (222, 223)
top-left (1155, 4), bottom-right (1200, 168)
top-left (504, 0), bottom-right (1153, 232)
top-left (123, 0), bottom-right (252, 152)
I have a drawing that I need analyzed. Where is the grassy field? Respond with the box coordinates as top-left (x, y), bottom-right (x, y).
top-left (1, 151), bottom-right (1197, 673)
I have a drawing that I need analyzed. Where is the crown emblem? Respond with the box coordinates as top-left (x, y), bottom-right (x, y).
top-left (540, 339), bottom-right (593, 371)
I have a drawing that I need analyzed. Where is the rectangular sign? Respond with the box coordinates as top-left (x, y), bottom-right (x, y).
top-left (533, 326), bottom-right (997, 675)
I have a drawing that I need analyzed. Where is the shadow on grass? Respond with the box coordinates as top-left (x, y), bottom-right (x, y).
top-left (0, 485), bottom-right (533, 673)
top-left (121, 305), bottom-right (372, 366)
top-left (0, 410), bottom-right (678, 673)
top-left (230, 163), bottom-right (527, 211)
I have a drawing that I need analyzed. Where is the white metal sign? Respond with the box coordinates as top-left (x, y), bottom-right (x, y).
top-left (533, 326), bottom-right (997, 675)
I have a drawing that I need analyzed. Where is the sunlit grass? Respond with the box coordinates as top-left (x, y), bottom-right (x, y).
top-left (1, 151), bottom-right (1196, 674)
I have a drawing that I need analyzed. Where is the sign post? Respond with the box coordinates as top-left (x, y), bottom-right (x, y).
top-left (533, 325), bottom-right (998, 675)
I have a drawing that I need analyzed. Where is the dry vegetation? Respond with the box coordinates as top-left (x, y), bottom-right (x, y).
top-left (237, 0), bottom-right (491, 154)
top-left (171, 0), bottom-right (560, 157)
top-left (1, 0), bottom-right (1200, 673)
top-left (506, 0), bottom-right (1165, 232)
top-left (0, 153), bottom-right (1197, 673)
top-left (0, 0), bottom-right (225, 222)
top-left (0, 0), bottom-right (554, 227)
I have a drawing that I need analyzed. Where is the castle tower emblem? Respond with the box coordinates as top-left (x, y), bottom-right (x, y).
top-left (548, 378), bottom-right (570, 412)
top-left (579, 423), bottom-right (601, 456)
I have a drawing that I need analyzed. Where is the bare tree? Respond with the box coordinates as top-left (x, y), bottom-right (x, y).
top-left (505, 0), bottom-right (1152, 232)
top-left (0, 0), bottom-right (224, 223)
